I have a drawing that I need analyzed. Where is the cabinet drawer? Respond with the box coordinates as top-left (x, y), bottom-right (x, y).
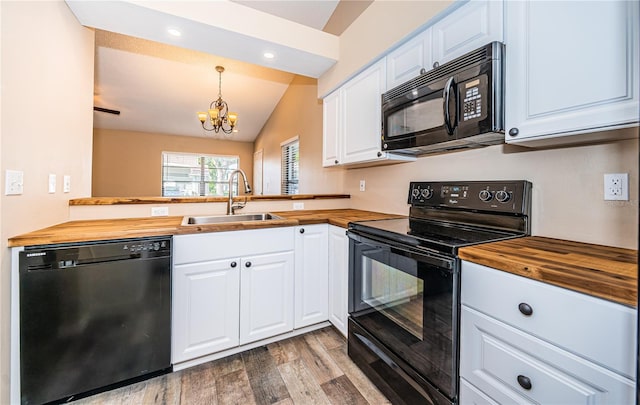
top-left (460, 378), bottom-right (498, 405)
top-left (174, 227), bottom-right (294, 264)
top-left (461, 306), bottom-right (635, 404)
top-left (461, 261), bottom-right (637, 378)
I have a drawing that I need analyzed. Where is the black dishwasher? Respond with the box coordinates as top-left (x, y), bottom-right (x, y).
top-left (19, 236), bottom-right (172, 405)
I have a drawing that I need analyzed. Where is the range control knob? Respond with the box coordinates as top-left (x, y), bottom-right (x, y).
top-left (411, 188), bottom-right (420, 198)
top-left (420, 188), bottom-right (433, 199)
top-left (495, 190), bottom-right (511, 203)
top-left (479, 190), bottom-right (493, 202)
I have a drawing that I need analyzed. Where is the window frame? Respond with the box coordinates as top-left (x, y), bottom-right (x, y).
top-left (161, 151), bottom-right (240, 197)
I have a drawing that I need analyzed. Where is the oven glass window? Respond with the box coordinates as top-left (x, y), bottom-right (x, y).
top-left (362, 258), bottom-right (424, 340)
top-left (386, 98), bottom-right (444, 138)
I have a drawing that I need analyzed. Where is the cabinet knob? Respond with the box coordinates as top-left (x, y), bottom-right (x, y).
top-left (245, 261), bottom-right (252, 268)
top-left (518, 302), bottom-right (533, 316)
top-left (299, 228), bottom-right (305, 234)
top-left (230, 261), bottom-right (237, 268)
top-left (517, 375), bottom-right (532, 390)
top-left (433, 61), bottom-right (439, 69)
top-left (334, 159), bottom-right (339, 165)
top-left (509, 128), bottom-right (519, 137)
top-left (377, 151), bottom-right (382, 157)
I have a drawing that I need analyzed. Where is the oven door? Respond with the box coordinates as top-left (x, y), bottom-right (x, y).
top-left (348, 231), bottom-right (459, 403)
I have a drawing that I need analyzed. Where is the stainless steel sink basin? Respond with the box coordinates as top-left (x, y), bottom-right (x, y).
top-left (181, 213), bottom-right (282, 226)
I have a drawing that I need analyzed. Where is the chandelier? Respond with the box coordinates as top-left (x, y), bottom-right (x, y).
top-left (197, 66), bottom-right (238, 134)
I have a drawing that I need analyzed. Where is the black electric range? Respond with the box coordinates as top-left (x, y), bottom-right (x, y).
top-left (346, 181), bottom-right (532, 405)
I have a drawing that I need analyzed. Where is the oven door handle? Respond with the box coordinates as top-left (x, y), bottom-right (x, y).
top-left (351, 231), bottom-right (455, 270)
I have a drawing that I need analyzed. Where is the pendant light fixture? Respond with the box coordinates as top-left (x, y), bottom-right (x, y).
top-left (197, 65), bottom-right (238, 134)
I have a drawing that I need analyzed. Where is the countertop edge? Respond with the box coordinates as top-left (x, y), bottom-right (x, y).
top-left (69, 194), bottom-right (351, 205)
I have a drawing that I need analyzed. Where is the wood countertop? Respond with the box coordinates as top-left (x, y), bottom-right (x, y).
top-left (8, 209), bottom-right (403, 247)
top-left (459, 236), bottom-right (638, 307)
top-left (69, 194), bottom-right (350, 205)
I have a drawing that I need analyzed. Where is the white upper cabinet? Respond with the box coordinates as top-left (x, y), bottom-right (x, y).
top-left (431, 0), bottom-right (504, 67)
top-left (322, 90), bottom-right (341, 167)
top-left (322, 60), bottom-right (415, 167)
top-left (342, 60), bottom-right (387, 164)
top-left (386, 0), bottom-right (503, 90)
top-left (386, 29), bottom-right (432, 89)
top-left (505, 0), bottom-right (639, 146)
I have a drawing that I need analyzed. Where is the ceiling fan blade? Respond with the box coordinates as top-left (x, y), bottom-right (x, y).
top-left (93, 106), bottom-right (120, 115)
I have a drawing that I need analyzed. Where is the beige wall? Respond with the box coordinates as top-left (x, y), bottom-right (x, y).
top-left (318, 0), bottom-right (453, 96)
top-left (0, 1), bottom-right (95, 402)
top-left (345, 132), bottom-right (639, 249)
top-left (254, 75), bottom-right (344, 195)
top-left (92, 129), bottom-right (255, 196)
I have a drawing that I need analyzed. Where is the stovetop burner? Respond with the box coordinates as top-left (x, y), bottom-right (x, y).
top-left (349, 180), bottom-right (532, 256)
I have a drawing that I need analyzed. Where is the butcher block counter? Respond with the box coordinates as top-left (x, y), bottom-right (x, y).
top-left (8, 209), bottom-right (404, 248)
top-left (459, 236), bottom-right (638, 307)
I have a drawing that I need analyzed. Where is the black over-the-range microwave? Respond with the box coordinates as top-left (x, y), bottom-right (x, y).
top-left (381, 41), bottom-right (505, 155)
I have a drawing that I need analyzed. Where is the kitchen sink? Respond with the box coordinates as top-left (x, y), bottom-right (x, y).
top-left (181, 213), bottom-right (282, 225)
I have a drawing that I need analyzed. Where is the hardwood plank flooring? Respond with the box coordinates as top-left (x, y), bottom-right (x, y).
top-left (73, 326), bottom-right (389, 405)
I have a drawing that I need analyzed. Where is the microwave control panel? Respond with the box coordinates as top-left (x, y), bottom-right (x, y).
top-left (460, 74), bottom-right (487, 122)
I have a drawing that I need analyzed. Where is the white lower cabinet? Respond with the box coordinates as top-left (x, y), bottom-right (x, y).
top-left (294, 224), bottom-right (329, 329)
top-left (172, 227), bottom-right (294, 364)
top-left (172, 258), bottom-right (240, 364)
top-left (460, 261), bottom-right (636, 404)
top-left (328, 225), bottom-right (349, 337)
top-left (240, 251), bottom-right (294, 345)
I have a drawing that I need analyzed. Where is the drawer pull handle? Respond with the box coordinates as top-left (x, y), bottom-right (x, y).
top-left (517, 375), bottom-right (532, 390)
top-left (518, 302), bottom-right (533, 316)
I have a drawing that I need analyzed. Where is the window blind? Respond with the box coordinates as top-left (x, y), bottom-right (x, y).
top-left (281, 139), bottom-right (299, 195)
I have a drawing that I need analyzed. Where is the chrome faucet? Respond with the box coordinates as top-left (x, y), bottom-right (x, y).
top-left (227, 169), bottom-right (252, 215)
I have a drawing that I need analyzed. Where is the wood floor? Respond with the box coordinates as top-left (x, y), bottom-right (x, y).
top-left (74, 326), bottom-right (391, 405)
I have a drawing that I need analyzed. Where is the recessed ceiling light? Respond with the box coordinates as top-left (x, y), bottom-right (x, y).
top-left (167, 28), bottom-right (181, 37)
top-left (263, 52), bottom-right (275, 59)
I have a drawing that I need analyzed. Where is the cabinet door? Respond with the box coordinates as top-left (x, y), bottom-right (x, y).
top-left (461, 306), bottom-right (635, 404)
top-left (328, 225), bottom-right (349, 337)
top-left (322, 90), bottom-right (341, 167)
top-left (294, 225), bottom-right (329, 329)
top-left (431, 0), bottom-right (503, 67)
top-left (505, 0), bottom-right (639, 145)
top-left (240, 251), bottom-right (294, 344)
top-left (172, 259), bottom-right (240, 363)
top-left (341, 60), bottom-right (386, 164)
top-left (386, 29), bottom-right (432, 89)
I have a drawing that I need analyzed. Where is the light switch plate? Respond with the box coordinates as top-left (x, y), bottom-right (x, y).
top-left (63, 175), bottom-right (71, 193)
top-left (5, 170), bottom-right (24, 195)
top-left (48, 174), bottom-right (56, 194)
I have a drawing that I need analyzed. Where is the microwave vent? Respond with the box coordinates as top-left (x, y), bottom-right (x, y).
top-left (383, 42), bottom-right (500, 103)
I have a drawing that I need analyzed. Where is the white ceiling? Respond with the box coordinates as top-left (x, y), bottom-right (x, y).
top-left (73, 0), bottom-right (354, 143)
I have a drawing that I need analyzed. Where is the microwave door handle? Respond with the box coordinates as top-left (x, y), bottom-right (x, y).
top-left (443, 76), bottom-right (455, 135)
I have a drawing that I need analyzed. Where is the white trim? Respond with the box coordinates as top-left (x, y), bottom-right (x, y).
top-left (280, 135), bottom-right (299, 147)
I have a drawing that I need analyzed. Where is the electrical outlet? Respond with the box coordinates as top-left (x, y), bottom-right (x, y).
top-left (293, 202), bottom-right (304, 210)
top-left (151, 206), bottom-right (169, 216)
top-left (5, 170), bottom-right (24, 195)
top-left (48, 174), bottom-right (56, 194)
top-left (359, 180), bottom-right (366, 192)
top-left (604, 173), bottom-right (629, 201)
